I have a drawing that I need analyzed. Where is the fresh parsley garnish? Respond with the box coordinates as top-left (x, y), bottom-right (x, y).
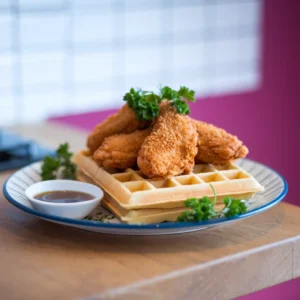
top-left (177, 86), bottom-right (196, 102)
top-left (160, 85), bottom-right (195, 115)
top-left (41, 143), bottom-right (77, 181)
top-left (123, 85), bottom-right (196, 120)
top-left (177, 184), bottom-right (247, 222)
top-left (159, 86), bottom-right (177, 100)
top-left (177, 197), bottom-right (217, 222)
top-left (123, 88), bottom-right (161, 121)
top-left (222, 196), bottom-right (247, 218)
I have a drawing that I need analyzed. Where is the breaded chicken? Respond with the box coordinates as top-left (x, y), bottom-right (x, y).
top-left (194, 120), bottom-right (248, 165)
top-left (93, 128), bottom-right (152, 169)
top-left (138, 104), bottom-right (198, 179)
top-left (87, 104), bottom-right (149, 154)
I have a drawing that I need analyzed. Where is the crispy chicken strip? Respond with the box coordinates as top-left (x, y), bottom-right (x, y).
top-left (194, 120), bottom-right (249, 165)
top-left (138, 105), bottom-right (198, 179)
top-left (87, 104), bottom-right (149, 154)
top-left (93, 128), bottom-right (152, 169)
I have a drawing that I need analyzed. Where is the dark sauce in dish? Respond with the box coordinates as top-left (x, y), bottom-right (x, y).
top-left (34, 190), bottom-right (94, 203)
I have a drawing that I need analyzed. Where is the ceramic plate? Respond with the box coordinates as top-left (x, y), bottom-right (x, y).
top-left (3, 159), bottom-right (287, 235)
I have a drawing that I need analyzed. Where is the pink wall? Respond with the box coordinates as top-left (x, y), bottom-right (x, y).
top-left (51, 0), bottom-right (299, 298)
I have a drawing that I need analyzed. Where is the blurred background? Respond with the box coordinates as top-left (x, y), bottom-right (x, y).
top-left (0, 0), bottom-right (261, 125)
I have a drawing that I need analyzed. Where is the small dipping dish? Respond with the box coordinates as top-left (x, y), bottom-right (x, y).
top-left (25, 180), bottom-right (103, 219)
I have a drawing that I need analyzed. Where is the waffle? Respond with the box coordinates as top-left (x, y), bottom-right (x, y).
top-left (77, 169), bottom-right (231, 224)
top-left (73, 151), bottom-right (264, 210)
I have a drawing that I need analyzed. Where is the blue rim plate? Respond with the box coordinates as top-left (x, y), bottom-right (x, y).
top-left (3, 159), bottom-right (288, 235)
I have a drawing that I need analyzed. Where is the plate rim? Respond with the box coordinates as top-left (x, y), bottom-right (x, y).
top-left (3, 159), bottom-right (288, 230)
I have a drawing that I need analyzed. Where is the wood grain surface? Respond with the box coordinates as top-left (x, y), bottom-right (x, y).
top-left (0, 123), bottom-right (298, 300)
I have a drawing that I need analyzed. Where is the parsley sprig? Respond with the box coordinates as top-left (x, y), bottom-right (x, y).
top-left (41, 143), bottom-right (77, 181)
top-left (160, 86), bottom-right (195, 115)
top-left (177, 196), bottom-right (217, 222)
top-left (123, 88), bottom-right (161, 121)
top-left (222, 196), bottom-right (247, 218)
top-left (123, 85), bottom-right (195, 120)
top-left (177, 184), bottom-right (247, 222)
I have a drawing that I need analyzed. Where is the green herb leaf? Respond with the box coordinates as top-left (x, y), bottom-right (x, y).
top-left (123, 88), bottom-right (161, 121)
top-left (41, 143), bottom-right (77, 181)
top-left (177, 185), bottom-right (247, 222)
top-left (57, 143), bottom-right (72, 161)
top-left (160, 86), bottom-right (177, 100)
top-left (41, 156), bottom-right (60, 180)
top-left (177, 196), bottom-right (217, 222)
top-left (222, 196), bottom-right (247, 218)
top-left (177, 210), bottom-right (196, 222)
top-left (160, 85), bottom-right (195, 115)
top-left (171, 99), bottom-right (191, 115)
top-left (61, 161), bottom-right (77, 180)
top-left (177, 86), bottom-right (196, 102)
top-left (124, 85), bottom-right (196, 120)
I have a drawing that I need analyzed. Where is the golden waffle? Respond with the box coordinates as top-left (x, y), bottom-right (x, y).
top-left (73, 151), bottom-right (264, 210)
top-left (77, 169), bottom-right (227, 224)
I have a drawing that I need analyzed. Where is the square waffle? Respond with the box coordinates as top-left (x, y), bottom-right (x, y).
top-left (73, 151), bottom-right (264, 211)
top-left (77, 169), bottom-right (228, 224)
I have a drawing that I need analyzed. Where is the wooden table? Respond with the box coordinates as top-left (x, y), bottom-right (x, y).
top-left (0, 123), bottom-right (299, 300)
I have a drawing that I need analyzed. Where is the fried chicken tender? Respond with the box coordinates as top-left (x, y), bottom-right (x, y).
top-left (87, 104), bottom-right (149, 154)
top-left (194, 120), bottom-right (249, 165)
top-left (138, 105), bottom-right (198, 179)
top-left (93, 128), bottom-right (152, 169)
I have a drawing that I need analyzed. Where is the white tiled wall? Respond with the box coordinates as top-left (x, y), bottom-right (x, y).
top-left (0, 0), bottom-right (262, 125)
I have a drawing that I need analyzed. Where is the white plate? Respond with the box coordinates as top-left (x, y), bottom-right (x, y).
top-left (3, 159), bottom-right (287, 235)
